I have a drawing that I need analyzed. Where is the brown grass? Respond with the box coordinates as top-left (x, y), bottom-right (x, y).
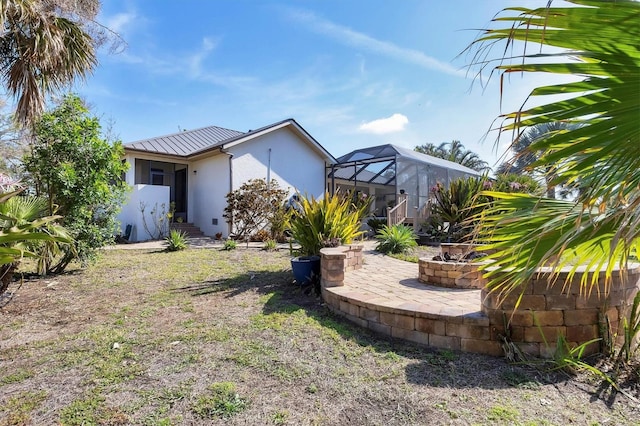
top-left (0, 247), bottom-right (638, 425)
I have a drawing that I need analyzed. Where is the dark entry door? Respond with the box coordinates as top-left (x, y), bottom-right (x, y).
top-left (174, 168), bottom-right (187, 220)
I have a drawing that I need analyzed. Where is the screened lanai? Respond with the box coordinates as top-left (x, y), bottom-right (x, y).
top-left (327, 144), bottom-right (482, 226)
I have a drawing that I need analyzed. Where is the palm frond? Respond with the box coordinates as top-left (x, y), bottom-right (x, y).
top-left (467, 0), bottom-right (640, 294)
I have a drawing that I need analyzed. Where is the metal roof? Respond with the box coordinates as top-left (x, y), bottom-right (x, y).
top-left (125, 125), bottom-right (244, 156)
top-left (336, 144), bottom-right (482, 176)
top-left (124, 118), bottom-right (337, 164)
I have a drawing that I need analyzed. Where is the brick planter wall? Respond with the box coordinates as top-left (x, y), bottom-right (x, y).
top-left (319, 244), bottom-right (363, 288)
top-left (418, 259), bottom-right (486, 289)
top-left (482, 265), bottom-right (640, 357)
top-left (440, 243), bottom-right (496, 257)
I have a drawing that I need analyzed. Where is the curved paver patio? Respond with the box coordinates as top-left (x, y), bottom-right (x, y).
top-left (321, 242), bottom-right (503, 356)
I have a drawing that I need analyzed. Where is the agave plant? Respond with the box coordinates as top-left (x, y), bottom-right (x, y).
top-left (466, 1), bottom-right (640, 298)
top-left (290, 191), bottom-right (372, 257)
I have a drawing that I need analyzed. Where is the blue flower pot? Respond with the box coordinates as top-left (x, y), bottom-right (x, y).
top-left (291, 255), bottom-right (321, 285)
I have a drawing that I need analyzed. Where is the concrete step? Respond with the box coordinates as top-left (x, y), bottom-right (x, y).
top-left (169, 222), bottom-right (205, 237)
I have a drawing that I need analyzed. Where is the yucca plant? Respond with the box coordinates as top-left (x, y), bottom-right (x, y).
top-left (290, 191), bottom-right (372, 257)
top-left (164, 229), bottom-right (189, 252)
top-left (429, 177), bottom-right (488, 243)
top-left (375, 224), bottom-right (417, 254)
top-left (465, 1), bottom-right (640, 302)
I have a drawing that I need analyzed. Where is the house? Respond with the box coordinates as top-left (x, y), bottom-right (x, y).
top-left (118, 118), bottom-right (336, 242)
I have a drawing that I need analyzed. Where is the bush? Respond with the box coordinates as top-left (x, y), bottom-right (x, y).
top-left (223, 179), bottom-right (288, 240)
top-left (428, 177), bottom-right (489, 243)
top-left (375, 224), bottom-right (417, 254)
top-left (164, 229), bottom-right (188, 252)
top-left (252, 229), bottom-right (271, 242)
top-left (263, 239), bottom-right (277, 251)
top-left (290, 191), bottom-right (372, 257)
top-left (367, 217), bottom-right (387, 234)
top-left (222, 239), bottom-right (237, 251)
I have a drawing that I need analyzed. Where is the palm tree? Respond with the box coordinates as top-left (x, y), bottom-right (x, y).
top-left (0, 0), bottom-right (100, 126)
top-left (415, 140), bottom-right (489, 172)
top-left (496, 122), bottom-right (578, 198)
top-left (467, 0), bottom-right (640, 298)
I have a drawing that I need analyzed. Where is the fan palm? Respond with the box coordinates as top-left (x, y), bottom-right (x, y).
top-left (0, 0), bottom-right (98, 126)
top-left (466, 0), bottom-right (640, 299)
top-left (415, 140), bottom-right (489, 172)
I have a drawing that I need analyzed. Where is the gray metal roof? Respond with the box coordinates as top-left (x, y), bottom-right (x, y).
top-left (124, 118), bottom-right (337, 164)
top-left (336, 144), bottom-right (482, 176)
top-left (125, 125), bottom-right (244, 156)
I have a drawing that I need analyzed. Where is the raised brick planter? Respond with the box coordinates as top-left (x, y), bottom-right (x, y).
top-left (418, 258), bottom-right (486, 289)
top-left (321, 246), bottom-right (640, 358)
top-left (319, 244), bottom-right (364, 288)
top-left (482, 265), bottom-right (640, 357)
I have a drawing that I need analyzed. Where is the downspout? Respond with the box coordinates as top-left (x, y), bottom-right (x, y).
top-left (221, 147), bottom-right (234, 236)
top-left (266, 148), bottom-right (271, 188)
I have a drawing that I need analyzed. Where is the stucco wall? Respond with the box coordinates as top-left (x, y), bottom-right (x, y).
top-left (117, 184), bottom-right (170, 242)
top-left (228, 127), bottom-right (327, 199)
top-left (189, 155), bottom-right (229, 238)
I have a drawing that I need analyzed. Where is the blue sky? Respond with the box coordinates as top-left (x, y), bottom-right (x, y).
top-left (77, 0), bottom-right (556, 168)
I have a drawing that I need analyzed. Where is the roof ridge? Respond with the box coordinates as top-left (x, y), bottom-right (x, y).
top-left (125, 124), bottom-right (244, 146)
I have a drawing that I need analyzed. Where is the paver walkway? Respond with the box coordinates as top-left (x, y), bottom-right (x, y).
top-left (329, 241), bottom-right (483, 318)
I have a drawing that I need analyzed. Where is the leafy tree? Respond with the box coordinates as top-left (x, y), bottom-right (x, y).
top-left (22, 94), bottom-right (128, 273)
top-left (496, 122), bottom-right (577, 198)
top-left (415, 140), bottom-right (489, 172)
top-left (490, 173), bottom-right (542, 196)
top-left (467, 1), bottom-right (640, 299)
top-left (223, 179), bottom-right (289, 240)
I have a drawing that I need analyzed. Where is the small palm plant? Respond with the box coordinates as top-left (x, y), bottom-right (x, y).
top-left (375, 224), bottom-right (417, 254)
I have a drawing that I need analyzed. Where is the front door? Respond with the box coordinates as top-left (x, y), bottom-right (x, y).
top-left (174, 168), bottom-right (187, 221)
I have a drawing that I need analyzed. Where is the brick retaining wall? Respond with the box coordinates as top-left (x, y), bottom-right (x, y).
top-left (321, 245), bottom-right (640, 358)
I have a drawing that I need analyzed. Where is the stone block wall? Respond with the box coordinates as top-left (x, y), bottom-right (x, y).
top-left (482, 266), bottom-right (640, 357)
top-left (319, 244), bottom-right (363, 288)
top-left (418, 259), bottom-right (486, 289)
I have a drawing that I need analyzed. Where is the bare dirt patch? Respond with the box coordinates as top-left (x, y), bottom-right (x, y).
top-left (0, 247), bottom-right (638, 425)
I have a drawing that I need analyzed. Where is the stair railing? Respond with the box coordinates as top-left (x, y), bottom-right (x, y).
top-left (387, 193), bottom-right (408, 227)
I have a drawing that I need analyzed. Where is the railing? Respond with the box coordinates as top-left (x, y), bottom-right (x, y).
top-left (387, 193), bottom-right (408, 227)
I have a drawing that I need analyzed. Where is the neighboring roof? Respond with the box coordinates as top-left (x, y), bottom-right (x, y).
top-left (124, 118), bottom-right (337, 164)
top-left (335, 144), bottom-right (482, 176)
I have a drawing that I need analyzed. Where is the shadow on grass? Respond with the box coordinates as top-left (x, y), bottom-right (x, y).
top-left (169, 267), bottom-right (578, 392)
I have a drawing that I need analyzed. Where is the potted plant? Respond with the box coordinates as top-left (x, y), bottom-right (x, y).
top-left (289, 191), bottom-right (372, 285)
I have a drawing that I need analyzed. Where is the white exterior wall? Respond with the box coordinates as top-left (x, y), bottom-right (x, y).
top-left (189, 154), bottom-right (230, 238)
top-left (117, 184), bottom-right (170, 242)
top-left (228, 127), bottom-right (326, 198)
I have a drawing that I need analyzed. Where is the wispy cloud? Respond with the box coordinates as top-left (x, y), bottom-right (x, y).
top-left (359, 113), bottom-right (409, 134)
top-left (283, 8), bottom-right (463, 77)
top-left (105, 12), bottom-right (137, 35)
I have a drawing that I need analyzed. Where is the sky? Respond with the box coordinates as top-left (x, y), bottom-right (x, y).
top-left (74, 0), bottom-right (561, 169)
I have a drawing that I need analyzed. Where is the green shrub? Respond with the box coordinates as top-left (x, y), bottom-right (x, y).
top-left (290, 191), bottom-right (372, 257)
top-left (222, 239), bottom-right (237, 251)
top-left (375, 224), bottom-right (417, 254)
top-left (263, 239), bottom-right (277, 251)
top-left (428, 177), bottom-right (489, 243)
top-left (366, 217), bottom-right (387, 234)
top-left (164, 229), bottom-right (188, 252)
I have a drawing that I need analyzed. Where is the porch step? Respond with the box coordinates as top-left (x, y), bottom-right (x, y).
top-left (169, 222), bottom-right (205, 238)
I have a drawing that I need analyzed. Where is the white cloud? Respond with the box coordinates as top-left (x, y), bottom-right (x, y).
top-left (283, 9), bottom-right (463, 77)
top-left (104, 12), bottom-right (137, 35)
top-left (359, 113), bottom-right (408, 134)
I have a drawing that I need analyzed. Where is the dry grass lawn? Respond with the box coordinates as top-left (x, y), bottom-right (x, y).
top-left (0, 246), bottom-right (638, 425)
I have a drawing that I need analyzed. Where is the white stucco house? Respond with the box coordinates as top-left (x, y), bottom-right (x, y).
top-left (118, 118), bottom-right (336, 242)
